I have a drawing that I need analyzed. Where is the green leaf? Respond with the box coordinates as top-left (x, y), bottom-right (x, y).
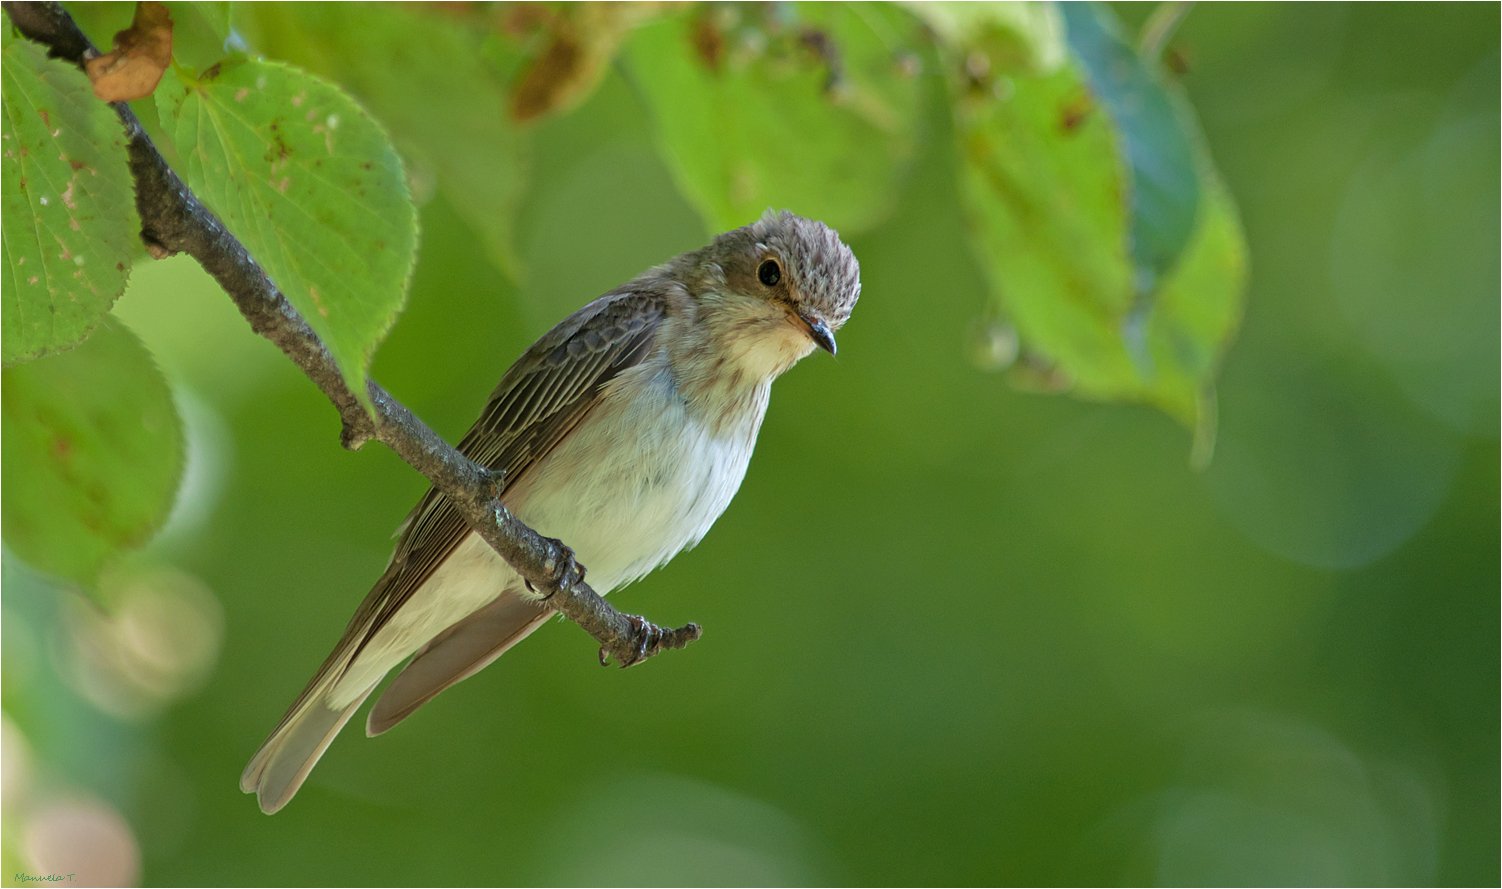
top-left (172, 1), bottom-right (244, 73)
top-left (155, 58), bottom-right (418, 413)
top-left (1059, 2), bottom-right (1199, 295)
top-left (955, 51), bottom-right (1246, 444)
top-left (188, 1), bottom-right (231, 41)
top-left (1, 27), bottom-right (136, 366)
top-left (958, 65), bottom-right (1133, 387)
top-left (625, 2), bottom-right (926, 235)
top-left (1, 316), bottom-right (183, 593)
top-left (231, 3), bottom-right (528, 276)
top-left (1143, 173), bottom-right (1247, 457)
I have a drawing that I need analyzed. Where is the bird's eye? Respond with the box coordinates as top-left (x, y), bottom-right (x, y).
top-left (757, 259), bottom-right (782, 287)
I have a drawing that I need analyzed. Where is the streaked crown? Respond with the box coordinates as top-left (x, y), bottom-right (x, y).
top-left (712, 210), bottom-right (862, 333)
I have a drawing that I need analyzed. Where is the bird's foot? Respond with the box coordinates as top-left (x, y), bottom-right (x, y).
top-left (599, 616), bottom-right (703, 668)
top-left (532, 537), bottom-right (586, 600)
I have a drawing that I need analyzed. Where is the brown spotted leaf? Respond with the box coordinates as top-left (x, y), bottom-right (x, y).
top-left (1, 26), bottom-right (135, 366)
top-left (234, 2), bottom-right (531, 274)
top-left (155, 58), bottom-right (418, 414)
top-left (626, 3), bottom-right (926, 235)
top-left (1, 316), bottom-right (183, 593)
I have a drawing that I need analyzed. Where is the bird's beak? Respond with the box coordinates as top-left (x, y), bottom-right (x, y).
top-left (794, 307), bottom-right (837, 356)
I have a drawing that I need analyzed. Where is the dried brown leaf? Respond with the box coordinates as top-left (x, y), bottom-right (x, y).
top-left (507, 2), bottom-right (667, 123)
top-left (85, 1), bottom-right (173, 103)
top-left (510, 31), bottom-right (584, 122)
top-left (689, 11), bottom-right (724, 74)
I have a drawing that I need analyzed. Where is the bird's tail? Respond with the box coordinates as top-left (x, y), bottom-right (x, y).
top-left (241, 587), bottom-right (552, 813)
top-left (240, 651), bottom-right (375, 815)
top-left (366, 591), bottom-right (553, 736)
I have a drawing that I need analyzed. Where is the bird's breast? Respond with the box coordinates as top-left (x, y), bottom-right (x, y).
top-left (503, 358), bottom-right (770, 594)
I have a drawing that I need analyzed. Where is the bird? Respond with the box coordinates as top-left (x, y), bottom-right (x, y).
top-left (241, 210), bottom-right (861, 813)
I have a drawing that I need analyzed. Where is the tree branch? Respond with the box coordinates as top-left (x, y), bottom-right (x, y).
top-left (2, 0), bottom-right (701, 667)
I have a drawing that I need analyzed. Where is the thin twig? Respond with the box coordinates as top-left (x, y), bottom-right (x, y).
top-left (1, 0), bottom-right (701, 668)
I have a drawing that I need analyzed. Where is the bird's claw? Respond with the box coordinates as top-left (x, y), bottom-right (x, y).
top-left (535, 538), bottom-right (585, 602)
top-left (632, 616), bottom-right (656, 664)
top-left (599, 615), bottom-right (662, 668)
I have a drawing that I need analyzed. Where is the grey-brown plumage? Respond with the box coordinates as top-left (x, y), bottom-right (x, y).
top-left (242, 210), bottom-right (860, 813)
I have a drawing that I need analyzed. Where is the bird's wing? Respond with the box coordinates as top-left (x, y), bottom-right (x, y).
top-left (243, 288), bottom-right (669, 812)
top-left (253, 289), bottom-right (667, 737)
top-left (352, 288), bottom-right (668, 653)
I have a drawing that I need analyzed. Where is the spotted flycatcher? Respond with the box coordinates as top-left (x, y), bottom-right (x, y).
top-left (242, 210), bottom-right (861, 813)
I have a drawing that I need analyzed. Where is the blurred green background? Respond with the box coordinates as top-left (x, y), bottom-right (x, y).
top-left (3, 2), bottom-right (1497, 885)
